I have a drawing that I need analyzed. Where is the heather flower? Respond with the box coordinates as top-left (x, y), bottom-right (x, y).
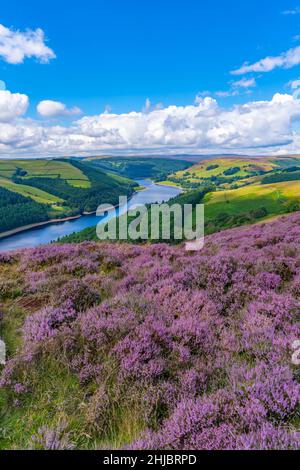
top-left (1, 213), bottom-right (300, 449)
top-left (239, 423), bottom-right (300, 450)
top-left (31, 423), bottom-right (74, 450)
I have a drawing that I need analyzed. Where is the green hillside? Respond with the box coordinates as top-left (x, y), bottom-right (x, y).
top-left (0, 178), bottom-right (64, 206)
top-left (0, 159), bottom-right (90, 188)
top-left (0, 187), bottom-right (50, 233)
top-left (162, 155), bottom-right (300, 190)
top-left (0, 159), bottom-right (137, 234)
top-left (203, 180), bottom-right (300, 233)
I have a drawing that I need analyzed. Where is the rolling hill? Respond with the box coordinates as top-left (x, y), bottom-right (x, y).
top-left (163, 155), bottom-right (300, 190)
top-left (0, 159), bottom-right (137, 234)
top-left (84, 156), bottom-right (194, 180)
top-left (0, 159), bottom-right (91, 188)
top-left (204, 179), bottom-right (300, 216)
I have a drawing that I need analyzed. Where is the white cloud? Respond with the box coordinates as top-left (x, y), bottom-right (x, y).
top-left (215, 90), bottom-right (239, 97)
top-left (195, 91), bottom-right (211, 102)
top-left (0, 90), bottom-right (29, 122)
top-left (232, 77), bottom-right (256, 88)
top-left (282, 7), bottom-right (300, 15)
top-left (213, 77), bottom-right (256, 99)
top-left (37, 100), bottom-right (81, 118)
top-left (0, 24), bottom-right (55, 64)
top-left (2, 92), bottom-right (300, 156)
top-left (231, 45), bottom-right (300, 75)
top-left (0, 80), bottom-right (5, 91)
top-left (287, 78), bottom-right (300, 89)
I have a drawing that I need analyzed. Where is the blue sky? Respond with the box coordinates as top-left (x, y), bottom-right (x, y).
top-left (2, 0), bottom-right (300, 112)
top-left (2, 0), bottom-right (300, 156)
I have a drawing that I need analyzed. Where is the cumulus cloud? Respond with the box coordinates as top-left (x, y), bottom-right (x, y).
top-left (37, 100), bottom-right (81, 118)
top-left (2, 93), bottom-right (300, 156)
top-left (231, 45), bottom-right (300, 75)
top-left (0, 24), bottom-right (55, 64)
top-left (0, 89), bottom-right (29, 122)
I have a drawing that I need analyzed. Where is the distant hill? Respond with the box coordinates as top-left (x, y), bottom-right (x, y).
top-left (84, 156), bottom-right (194, 180)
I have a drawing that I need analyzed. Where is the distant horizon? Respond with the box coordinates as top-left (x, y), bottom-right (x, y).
top-left (1, 152), bottom-right (300, 162)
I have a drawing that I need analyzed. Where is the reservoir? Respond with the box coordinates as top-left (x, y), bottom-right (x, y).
top-left (0, 179), bottom-right (182, 251)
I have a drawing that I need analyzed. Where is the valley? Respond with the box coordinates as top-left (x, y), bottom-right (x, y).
top-left (0, 158), bottom-right (137, 234)
top-left (60, 154), bottom-right (300, 244)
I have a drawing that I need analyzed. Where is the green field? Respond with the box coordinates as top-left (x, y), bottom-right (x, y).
top-left (204, 181), bottom-right (292, 219)
top-left (0, 159), bottom-right (90, 188)
top-left (163, 155), bottom-right (300, 189)
top-left (200, 179), bottom-right (300, 234)
top-left (0, 178), bottom-right (64, 206)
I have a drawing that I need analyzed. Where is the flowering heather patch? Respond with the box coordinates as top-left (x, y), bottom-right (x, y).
top-left (0, 213), bottom-right (300, 449)
top-left (30, 423), bottom-right (75, 450)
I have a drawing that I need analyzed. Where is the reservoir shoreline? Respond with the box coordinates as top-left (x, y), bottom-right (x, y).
top-left (0, 180), bottom-right (182, 251)
top-left (0, 214), bottom-right (83, 240)
top-left (0, 202), bottom-right (129, 241)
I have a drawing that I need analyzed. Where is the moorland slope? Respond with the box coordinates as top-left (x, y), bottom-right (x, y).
top-left (0, 213), bottom-right (299, 449)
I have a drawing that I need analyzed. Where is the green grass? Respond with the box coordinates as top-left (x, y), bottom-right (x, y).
top-left (0, 281), bottom-right (145, 450)
top-left (106, 171), bottom-right (137, 186)
top-left (0, 178), bottom-right (64, 206)
top-left (0, 158), bottom-right (137, 234)
top-left (0, 159), bottom-right (90, 188)
top-left (166, 155), bottom-right (300, 189)
top-left (0, 355), bottom-right (144, 450)
top-left (171, 157), bottom-right (277, 183)
top-left (157, 180), bottom-right (183, 188)
top-left (0, 358), bottom-right (88, 449)
top-left (204, 180), bottom-right (300, 221)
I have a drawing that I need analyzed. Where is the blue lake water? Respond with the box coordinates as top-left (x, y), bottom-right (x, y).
top-left (0, 180), bottom-right (182, 251)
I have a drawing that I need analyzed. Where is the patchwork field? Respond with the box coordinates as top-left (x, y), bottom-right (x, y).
top-left (178, 157), bottom-right (275, 178)
top-left (0, 159), bottom-right (90, 188)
